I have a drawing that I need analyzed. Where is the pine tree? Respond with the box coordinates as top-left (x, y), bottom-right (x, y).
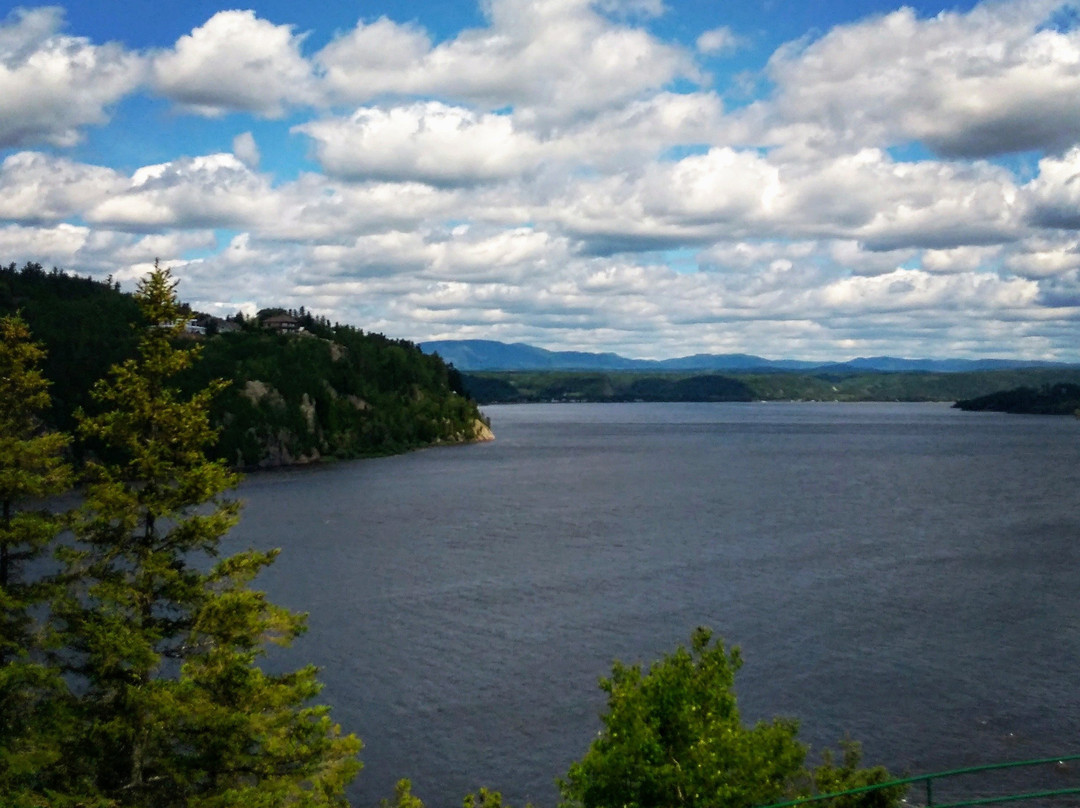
top-left (0, 313), bottom-right (73, 804)
top-left (56, 263), bottom-right (361, 807)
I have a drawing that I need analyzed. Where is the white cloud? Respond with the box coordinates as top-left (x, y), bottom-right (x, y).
top-left (919, 246), bottom-right (1003, 274)
top-left (819, 268), bottom-right (1036, 315)
top-left (429, 227), bottom-right (563, 278)
top-left (0, 7), bottom-right (143, 147)
top-left (110, 231), bottom-right (218, 265)
top-left (264, 176), bottom-right (462, 241)
top-left (839, 158), bottom-right (1023, 251)
top-left (1024, 146), bottom-right (1080, 228)
top-left (827, 240), bottom-right (915, 278)
top-left (696, 26), bottom-right (741, 56)
top-left (297, 90), bottom-right (728, 188)
top-left (759, 1), bottom-right (1080, 157)
top-left (1004, 235), bottom-right (1080, 277)
top-left (296, 103), bottom-right (546, 185)
top-left (152, 10), bottom-right (316, 117)
top-left (550, 146), bottom-right (1022, 254)
top-left (0, 151), bottom-right (125, 222)
top-left (232, 131), bottom-right (260, 169)
top-left (3, 1), bottom-right (1080, 360)
top-left (312, 16), bottom-right (432, 97)
top-left (317, 0), bottom-right (697, 123)
top-left (45, 149), bottom-right (463, 242)
top-left (87, 153), bottom-right (274, 230)
top-left (0, 222), bottom-right (214, 282)
top-left (0, 222), bottom-right (93, 261)
top-left (301, 225), bottom-right (565, 285)
top-left (547, 91), bottom-right (725, 170)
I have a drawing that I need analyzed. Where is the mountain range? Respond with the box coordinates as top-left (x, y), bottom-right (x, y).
top-left (419, 339), bottom-right (1074, 374)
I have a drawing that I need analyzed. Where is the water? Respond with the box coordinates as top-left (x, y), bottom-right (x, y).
top-left (223, 402), bottom-right (1080, 807)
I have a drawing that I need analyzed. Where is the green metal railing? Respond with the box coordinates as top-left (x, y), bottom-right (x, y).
top-left (760, 754), bottom-right (1080, 808)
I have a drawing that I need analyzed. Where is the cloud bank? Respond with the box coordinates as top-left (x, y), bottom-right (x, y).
top-left (3, 0), bottom-right (1080, 361)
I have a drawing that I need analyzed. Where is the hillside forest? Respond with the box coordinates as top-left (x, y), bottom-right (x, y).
top-left (458, 368), bottom-right (1080, 409)
top-left (0, 261), bottom-right (491, 467)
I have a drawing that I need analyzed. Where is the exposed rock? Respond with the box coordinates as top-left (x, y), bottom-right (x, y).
top-left (253, 427), bottom-right (322, 468)
top-left (241, 379), bottom-right (286, 413)
top-left (472, 419), bottom-right (495, 442)
top-left (300, 393), bottom-right (317, 432)
top-left (241, 379), bottom-right (271, 403)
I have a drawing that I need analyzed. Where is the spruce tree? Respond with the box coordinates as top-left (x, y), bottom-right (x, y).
top-left (57, 263), bottom-right (360, 807)
top-left (0, 313), bottom-right (73, 805)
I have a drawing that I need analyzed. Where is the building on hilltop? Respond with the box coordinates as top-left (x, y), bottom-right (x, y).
top-left (263, 313), bottom-right (301, 333)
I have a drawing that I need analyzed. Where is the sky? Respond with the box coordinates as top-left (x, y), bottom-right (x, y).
top-left (4, 0), bottom-right (1080, 361)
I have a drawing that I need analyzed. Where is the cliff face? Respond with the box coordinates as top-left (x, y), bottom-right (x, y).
top-left (471, 419), bottom-right (495, 442)
top-left (223, 379), bottom-right (493, 468)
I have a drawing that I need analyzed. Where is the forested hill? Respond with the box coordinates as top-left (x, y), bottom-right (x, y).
top-left (459, 367), bottom-right (1080, 404)
top-left (0, 261), bottom-right (490, 467)
top-left (954, 383), bottom-right (1080, 415)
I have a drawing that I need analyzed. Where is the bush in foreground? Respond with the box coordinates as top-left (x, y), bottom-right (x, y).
top-left (559, 627), bottom-right (902, 808)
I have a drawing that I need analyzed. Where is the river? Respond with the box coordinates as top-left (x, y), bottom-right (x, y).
top-left (222, 402), bottom-right (1080, 807)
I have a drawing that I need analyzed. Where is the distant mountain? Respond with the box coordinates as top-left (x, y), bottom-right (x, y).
top-left (419, 340), bottom-right (819, 371)
top-left (419, 339), bottom-right (651, 370)
top-left (660, 354), bottom-right (823, 371)
top-left (419, 339), bottom-right (1075, 373)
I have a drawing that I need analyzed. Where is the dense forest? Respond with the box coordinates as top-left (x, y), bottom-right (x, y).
top-left (953, 382), bottom-right (1080, 415)
top-left (0, 261), bottom-right (490, 467)
top-left (0, 262), bottom-right (143, 433)
top-left (461, 367), bottom-right (1080, 405)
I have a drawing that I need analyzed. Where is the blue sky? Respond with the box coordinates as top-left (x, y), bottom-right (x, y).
top-left (3, 0), bottom-right (1080, 360)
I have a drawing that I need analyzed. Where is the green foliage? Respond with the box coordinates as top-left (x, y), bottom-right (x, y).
top-left (560, 628), bottom-right (903, 808)
top-left (801, 739), bottom-right (905, 808)
top-left (0, 314), bottom-right (71, 651)
top-left (379, 779), bottom-right (523, 808)
top-left (953, 383), bottom-right (1080, 415)
top-left (626, 375), bottom-right (754, 402)
top-left (0, 313), bottom-right (73, 805)
top-left (0, 262), bottom-right (143, 434)
top-left (560, 628), bottom-right (804, 808)
top-left (461, 368), bottom-right (1080, 404)
top-left (464, 786), bottom-right (519, 808)
top-left (184, 324), bottom-right (486, 467)
top-left (49, 263), bottom-right (361, 806)
top-left (0, 259), bottom-right (487, 468)
top-left (381, 779), bottom-right (428, 808)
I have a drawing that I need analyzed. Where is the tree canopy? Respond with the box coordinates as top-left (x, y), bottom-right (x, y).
top-left (559, 627), bottom-right (901, 808)
top-left (0, 313), bottom-right (73, 806)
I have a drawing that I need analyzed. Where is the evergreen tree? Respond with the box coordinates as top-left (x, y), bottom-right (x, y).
top-left (0, 313), bottom-right (73, 805)
top-left (56, 263), bottom-right (360, 806)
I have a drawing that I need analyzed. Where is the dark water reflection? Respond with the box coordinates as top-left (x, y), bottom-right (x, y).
top-left (223, 403), bottom-right (1080, 807)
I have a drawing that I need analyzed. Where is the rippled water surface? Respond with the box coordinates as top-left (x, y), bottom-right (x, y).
top-left (224, 403), bottom-right (1080, 807)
